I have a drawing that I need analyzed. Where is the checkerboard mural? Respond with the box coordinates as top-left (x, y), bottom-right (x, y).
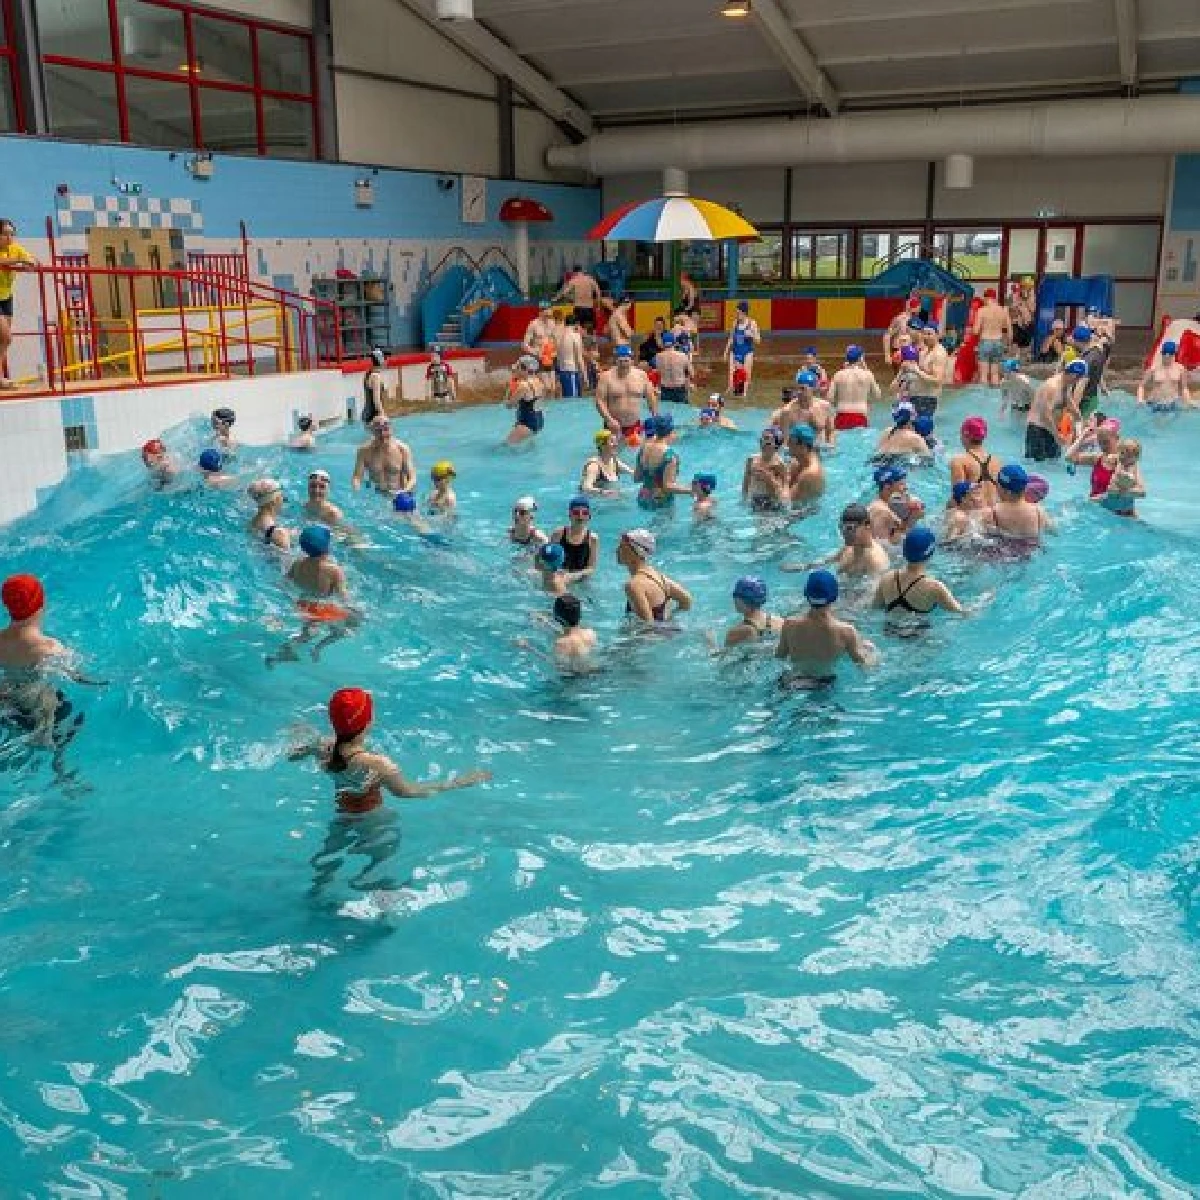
top-left (54, 194), bottom-right (203, 252)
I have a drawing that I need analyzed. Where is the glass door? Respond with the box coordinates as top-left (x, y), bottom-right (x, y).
top-left (1042, 225), bottom-right (1079, 276)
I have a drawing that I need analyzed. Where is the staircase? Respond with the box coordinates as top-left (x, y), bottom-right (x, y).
top-left (419, 247), bottom-right (521, 349)
top-left (434, 313), bottom-right (463, 349)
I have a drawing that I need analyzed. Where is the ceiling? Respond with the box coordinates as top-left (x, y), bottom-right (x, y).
top-left (470, 0), bottom-right (1200, 125)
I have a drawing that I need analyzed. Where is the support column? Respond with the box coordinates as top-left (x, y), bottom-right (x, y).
top-left (313, 0), bottom-right (338, 161)
top-left (12, 0), bottom-right (48, 135)
top-left (498, 76), bottom-right (515, 180)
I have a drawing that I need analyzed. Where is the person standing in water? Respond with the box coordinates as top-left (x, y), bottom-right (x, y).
top-left (982, 463), bottom-right (1052, 545)
top-left (635, 413), bottom-right (690, 510)
top-left (1137, 341), bottom-right (1192, 411)
top-left (269, 525), bottom-right (356, 665)
top-left (549, 497), bottom-right (600, 579)
top-left (595, 345), bottom-right (657, 446)
top-left (617, 529), bottom-right (692, 624)
top-left (361, 349), bottom-right (390, 424)
top-left (873, 527), bottom-right (964, 630)
top-left (141, 439), bottom-right (179, 486)
top-left (742, 426), bottom-right (790, 511)
top-left (828, 346), bottom-right (880, 431)
top-left (305, 470), bottom-right (344, 526)
top-left (508, 496), bottom-right (547, 549)
top-left (723, 576), bottom-right (783, 648)
top-left (247, 478), bottom-right (292, 551)
top-left (579, 429), bottom-right (633, 496)
top-left (950, 416), bottom-right (1002, 505)
top-left (352, 416), bottom-right (417, 495)
top-left (971, 289), bottom-right (1012, 387)
top-left (723, 300), bottom-right (761, 391)
top-left (776, 570), bottom-right (878, 687)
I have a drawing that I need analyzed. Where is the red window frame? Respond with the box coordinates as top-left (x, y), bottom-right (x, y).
top-left (41, 0), bottom-right (318, 158)
top-left (0, 0), bottom-right (26, 131)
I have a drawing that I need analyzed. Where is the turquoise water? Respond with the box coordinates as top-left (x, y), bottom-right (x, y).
top-left (2, 390), bottom-right (1200, 1197)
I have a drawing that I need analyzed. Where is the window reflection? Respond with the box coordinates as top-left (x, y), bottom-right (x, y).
top-left (261, 96), bottom-right (313, 159)
top-left (45, 63), bottom-right (122, 141)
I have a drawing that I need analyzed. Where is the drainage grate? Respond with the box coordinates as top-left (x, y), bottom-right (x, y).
top-left (63, 424), bottom-right (89, 452)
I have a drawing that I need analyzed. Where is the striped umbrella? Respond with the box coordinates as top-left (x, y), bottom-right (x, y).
top-left (588, 195), bottom-right (759, 243)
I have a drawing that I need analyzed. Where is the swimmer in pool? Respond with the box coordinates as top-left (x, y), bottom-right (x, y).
top-left (1094, 437), bottom-right (1145, 516)
top-left (549, 497), bottom-right (600, 578)
top-left (427, 460), bottom-right (457, 515)
top-left (776, 569), bottom-right (878, 686)
top-left (391, 491), bottom-right (435, 538)
top-left (698, 394), bottom-right (738, 431)
top-left (944, 480), bottom-right (986, 542)
top-left (198, 448), bottom-right (237, 489)
top-left (692, 472), bottom-right (718, 521)
top-left (771, 379), bottom-right (817, 437)
top-left (617, 528), bottom-right (692, 624)
top-left (999, 358), bottom-right (1035, 415)
top-left (247, 478), bottom-right (292, 551)
top-left (828, 345), bottom-right (880, 432)
top-left (635, 413), bottom-right (691, 509)
top-left (595, 345), bottom-right (657, 446)
top-left (782, 503), bottom-right (890, 578)
top-left (723, 576), bottom-right (783, 649)
top-left (509, 496), bottom-right (547, 549)
top-left (742, 426), bottom-right (790, 510)
top-left (1137, 341), bottom-right (1192, 410)
top-left (787, 424), bottom-right (825, 504)
top-left (873, 402), bottom-right (931, 462)
top-left (505, 355), bottom-right (546, 445)
top-left (982, 463), bottom-right (1052, 545)
top-left (868, 464), bottom-right (910, 544)
top-left (268, 525), bottom-right (357, 665)
top-left (873, 527), bottom-right (964, 631)
top-left (950, 416), bottom-right (1002, 506)
top-left (549, 594), bottom-right (598, 669)
top-left (352, 415), bottom-right (416, 496)
top-left (535, 542), bottom-right (572, 595)
top-left (210, 406), bottom-right (237, 455)
top-left (579, 429), bottom-right (633, 496)
top-left (141, 438), bottom-right (178, 486)
top-left (304, 469), bottom-right (344, 526)
top-left (291, 414), bottom-right (317, 452)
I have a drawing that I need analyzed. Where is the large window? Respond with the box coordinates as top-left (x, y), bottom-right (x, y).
top-left (680, 241), bottom-right (724, 284)
top-left (859, 229), bottom-right (923, 278)
top-left (0, 0), bottom-right (22, 131)
top-left (738, 231), bottom-right (782, 283)
top-left (35, 0), bottom-right (317, 157)
top-left (792, 230), bottom-right (851, 280)
top-left (933, 228), bottom-right (1002, 280)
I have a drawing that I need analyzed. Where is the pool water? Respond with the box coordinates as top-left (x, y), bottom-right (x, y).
top-left (2, 390), bottom-right (1200, 1196)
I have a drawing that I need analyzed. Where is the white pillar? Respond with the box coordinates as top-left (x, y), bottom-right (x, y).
top-left (513, 222), bottom-right (530, 297)
top-left (663, 167), bottom-right (688, 197)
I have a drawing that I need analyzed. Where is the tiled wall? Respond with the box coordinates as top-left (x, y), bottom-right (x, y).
top-left (0, 371), bottom-right (354, 526)
top-left (0, 135), bottom-right (603, 376)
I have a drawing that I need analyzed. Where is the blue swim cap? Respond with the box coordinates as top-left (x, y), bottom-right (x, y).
top-left (733, 575), bottom-right (768, 608)
top-left (539, 542), bottom-right (565, 569)
top-left (790, 423), bottom-right (816, 446)
top-left (901, 345), bottom-right (920, 362)
top-left (845, 344), bottom-right (863, 363)
top-left (392, 491), bottom-right (416, 513)
top-left (874, 463), bottom-right (908, 488)
top-left (299, 524), bottom-right (332, 557)
top-left (804, 345), bottom-right (818, 356)
top-left (693, 472), bottom-right (717, 492)
top-left (914, 414), bottom-right (935, 437)
top-left (568, 495), bottom-right (591, 513)
top-left (1072, 324), bottom-right (1092, 342)
top-left (952, 480), bottom-right (978, 503)
top-left (908, 319), bottom-right (925, 332)
top-left (661, 331), bottom-right (675, 346)
top-left (805, 569), bottom-right (839, 608)
top-left (737, 300), bottom-right (750, 312)
top-left (903, 526), bottom-right (937, 563)
top-left (892, 403), bottom-right (915, 425)
top-left (1065, 359), bottom-right (1088, 376)
top-left (1162, 340), bottom-right (1178, 355)
top-left (699, 406), bottom-right (719, 421)
top-left (794, 369), bottom-right (819, 388)
top-left (642, 414), bottom-right (661, 438)
top-left (198, 449), bottom-right (223, 472)
top-left (1002, 357), bottom-right (1021, 372)
top-left (614, 345), bottom-right (633, 360)
top-left (762, 425), bottom-right (784, 447)
top-left (655, 412), bottom-right (675, 436)
top-left (997, 463), bottom-right (1029, 494)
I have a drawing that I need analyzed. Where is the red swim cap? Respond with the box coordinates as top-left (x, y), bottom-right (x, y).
top-left (2, 574), bottom-right (45, 622)
top-left (983, 288), bottom-right (997, 299)
top-left (142, 438), bottom-right (166, 459)
top-left (329, 687), bottom-right (373, 738)
top-left (961, 416), bottom-right (988, 443)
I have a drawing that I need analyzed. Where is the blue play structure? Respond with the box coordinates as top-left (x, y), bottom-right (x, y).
top-left (868, 258), bottom-right (974, 340)
top-left (1033, 275), bottom-right (1115, 349)
top-left (592, 260), bottom-right (627, 299)
top-left (420, 260), bottom-right (520, 347)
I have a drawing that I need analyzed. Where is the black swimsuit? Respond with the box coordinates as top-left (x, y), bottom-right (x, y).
top-left (968, 451), bottom-right (995, 485)
top-left (556, 530), bottom-right (593, 573)
top-left (884, 572), bottom-right (935, 615)
top-left (626, 568), bottom-right (669, 621)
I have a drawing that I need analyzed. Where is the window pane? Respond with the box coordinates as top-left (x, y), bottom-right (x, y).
top-left (125, 73), bottom-right (193, 148)
top-left (814, 233), bottom-right (849, 279)
top-left (0, 61), bottom-right (16, 132)
top-left (738, 232), bottom-right (781, 283)
top-left (791, 233), bottom-right (813, 279)
top-left (1007, 229), bottom-right (1039, 276)
top-left (261, 95), bottom-right (312, 158)
top-left (859, 230), bottom-right (922, 278)
top-left (681, 241), bottom-right (723, 283)
top-left (951, 229), bottom-right (1001, 278)
top-left (257, 27), bottom-right (310, 94)
top-left (1082, 224), bottom-right (1159, 276)
top-left (116, 0), bottom-right (186, 72)
top-left (1112, 280), bottom-right (1155, 326)
top-left (199, 85), bottom-right (257, 152)
top-left (608, 241), bottom-right (660, 282)
top-left (45, 63), bottom-right (121, 141)
top-left (192, 14), bottom-right (253, 86)
top-left (36, 0), bottom-right (113, 61)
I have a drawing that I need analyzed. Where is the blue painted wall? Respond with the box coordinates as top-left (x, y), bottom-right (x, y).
top-left (0, 134), bottom-right (600, 241)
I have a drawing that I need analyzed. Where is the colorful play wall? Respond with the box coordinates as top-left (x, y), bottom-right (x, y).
top-left (0, 134), bottom-right (602, 368)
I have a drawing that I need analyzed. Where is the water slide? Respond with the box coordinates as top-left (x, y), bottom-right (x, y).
top-left (1147, 316), bottom-right (1200, 371)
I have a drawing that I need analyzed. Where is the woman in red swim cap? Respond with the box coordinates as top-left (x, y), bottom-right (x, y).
top-left (0, 574), bottom-right (65, 671)
top-left (291, 687), bottom-right (491, 816)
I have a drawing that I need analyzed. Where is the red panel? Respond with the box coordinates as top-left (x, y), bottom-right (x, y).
top-left (864, 297), bottom-right (905, 330)
top-left (771, 298), bottom-right (818, 331)
top-left (340, 349), bottom-right (486, 375)
top-left (480, 304), bottom-right (537, 342)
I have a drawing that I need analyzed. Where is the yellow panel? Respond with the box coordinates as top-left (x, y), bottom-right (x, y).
top-left (633, 299), bottom-right (671, 334)
top-left (746, 298), bottom-right (772, 332)
top-left (817, 297), bottom-right (865, 330)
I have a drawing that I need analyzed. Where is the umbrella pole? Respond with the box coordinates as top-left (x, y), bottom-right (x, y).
top-left (669, 243), bottom-right (681, 313)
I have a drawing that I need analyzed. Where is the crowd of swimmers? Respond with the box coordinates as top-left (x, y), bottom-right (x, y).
top-left (0, 292), bottom-right (1189, 838)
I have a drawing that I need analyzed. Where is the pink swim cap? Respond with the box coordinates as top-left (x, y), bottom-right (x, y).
top-left (960, 416), bottom-right (988, 443)
top-left (1099, 418), bottom-right (1121, 434)
top-left (1025, 474), bottom-right (1050, 503)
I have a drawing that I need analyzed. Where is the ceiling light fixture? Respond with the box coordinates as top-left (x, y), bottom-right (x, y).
top-left (720, 0), bottom-right (751, 16)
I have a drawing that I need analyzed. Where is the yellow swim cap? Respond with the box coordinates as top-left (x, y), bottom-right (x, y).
top-left (431, 459), bottom-right (456, 479)
top-left (1020, 275), bottom-right (1034, 285)
top-left (594, 429), bottom-right (614, 445)
top-left (1062, 348), bottom-right (1078, 364)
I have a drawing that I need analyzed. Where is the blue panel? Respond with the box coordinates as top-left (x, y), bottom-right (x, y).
top-left (1172, 156), bottom-right (1200, 232)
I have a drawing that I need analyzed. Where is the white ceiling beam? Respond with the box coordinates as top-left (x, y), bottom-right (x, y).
top-left (397, 0), bottom-right (594, 136)
top-left (1114, 0), bottom-right (1139, 89)
top-left (750, 0), bottom-right (840, 115)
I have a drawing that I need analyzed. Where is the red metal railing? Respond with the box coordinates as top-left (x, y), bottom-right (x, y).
top-left (4, 259), bottom-right (342, 396)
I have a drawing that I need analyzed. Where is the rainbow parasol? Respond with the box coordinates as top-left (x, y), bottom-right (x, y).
top-left (588, 195), bottom-right (759, 243)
